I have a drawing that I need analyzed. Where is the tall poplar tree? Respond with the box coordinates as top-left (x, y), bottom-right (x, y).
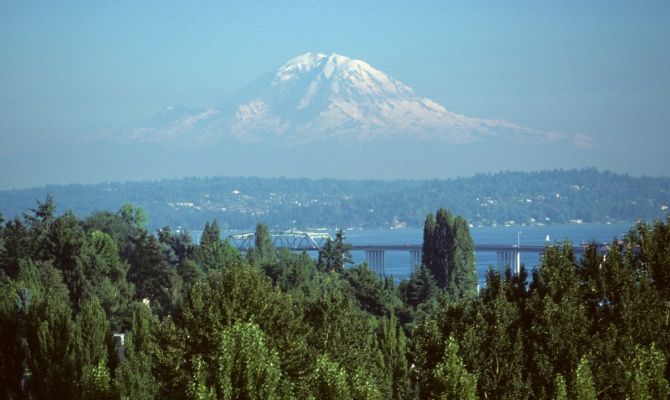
top-left (421, 208), bottom-right (477, 298)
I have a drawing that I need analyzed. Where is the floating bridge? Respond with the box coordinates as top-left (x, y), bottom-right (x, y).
top-left (227, 230), bottom-right (333, 251)
top-left (228, 231), bottom-right (598, 277)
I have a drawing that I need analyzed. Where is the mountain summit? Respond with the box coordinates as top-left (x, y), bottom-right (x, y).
top-left (130, 52), bottom-right (570, 146)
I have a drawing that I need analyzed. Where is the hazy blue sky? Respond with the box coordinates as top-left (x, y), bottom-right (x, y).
top-left (1, 1), bottom-right (669, 188)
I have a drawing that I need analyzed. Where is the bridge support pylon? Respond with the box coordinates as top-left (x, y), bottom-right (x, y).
top-left (365, 249), bottom-right (385, 276)
top-left (409, 249), bottom-right (422, 272)
top-left (496, 250), bottom-right (521, 274)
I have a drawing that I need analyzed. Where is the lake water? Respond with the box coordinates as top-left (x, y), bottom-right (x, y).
top-left (201, 222), bottom-right (633, 287)
top-left (340, 223), bottom-right (632, 286)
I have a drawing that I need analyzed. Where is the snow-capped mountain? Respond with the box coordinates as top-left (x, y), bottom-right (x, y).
top-left (129, 52), bottom-right (567, 145)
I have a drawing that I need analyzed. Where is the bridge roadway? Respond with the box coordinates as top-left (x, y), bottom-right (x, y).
top-left (227, 229), bottom-right (603, 277)
top-left (237, 241), bottom-right (597, 277)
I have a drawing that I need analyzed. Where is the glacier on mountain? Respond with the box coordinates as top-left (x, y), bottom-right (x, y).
top-left (128, 52), bottom-right (573, 146)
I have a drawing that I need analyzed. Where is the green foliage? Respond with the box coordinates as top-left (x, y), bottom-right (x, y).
top-left (303, 276), bottom-right (377, 375)
top-left (153, 316), bottom-right (189, 400)
top-left (247, 222), bottom-right (277, 269)
top-left (188, 355), bottom-right (216, 400)
top-left (25, 290), bottom-right (76, 399)
top-left (310, 354), bottom-right (352, 400)
top-left (573, 356), bottom-right (597, 400)
top-left (376, 315), bottom-right (412, 400)
top-left (216, 322), bottom-right (283, 400)
top-left (196, 220), bottom-right (241, 272)
top-left (119, 203), bottom-right (148, 230)
top-left (114, 304), bottom-right (158, 400)
top-left (343, 263), bottom-right (398, 316)
top-left (527, 243), bottom-right (589, 396)
top-left (179, 262), bottom-right (310, 382)
top-left (448, 216), bottom-right (477, 299)
top-left (554, 374), bottom-right (568, 400)
top-left (126, 230), bottom-right (177, 316)
top-left (273, 249), bottom-right (319, 298)
top-left (400, 265), bottom-right (438, 308)
top-left (2, 199), bottom-right (670, 400)
top-left (422, 208), bottom-right (477, 299)
top-left (4, 170), bottom-right (668, 230)
top-left (0, 277), bottom-right (26, 398)
top-left (317, 229), bottom-right (353, 273)
top-left (628, 344), bottom-right (670, 400)
top-left (432, 337), bottom-right (478, 400)
top-left (74, 297), bottom-right (112, 400)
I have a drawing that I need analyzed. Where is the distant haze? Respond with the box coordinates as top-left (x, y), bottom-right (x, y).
top-left (1, 2), bottom-right (668, 189)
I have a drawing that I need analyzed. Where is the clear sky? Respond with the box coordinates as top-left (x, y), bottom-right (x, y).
top-left (1, 1), bottom-right (669, 188)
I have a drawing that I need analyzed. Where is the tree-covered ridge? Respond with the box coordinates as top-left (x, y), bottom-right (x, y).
top-left (0, 198), bottom-right (669, 399)
top-left (1, 168), bottom-right (668, 230)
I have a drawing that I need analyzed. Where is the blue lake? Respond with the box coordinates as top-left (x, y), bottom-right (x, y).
top-left (340, 223), bottom-right (631, 286)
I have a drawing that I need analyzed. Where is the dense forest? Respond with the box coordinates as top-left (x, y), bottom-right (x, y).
top-left (1, 197), bottom-right (669, 399)
top-left (1, 168), bottom-right (669, 231)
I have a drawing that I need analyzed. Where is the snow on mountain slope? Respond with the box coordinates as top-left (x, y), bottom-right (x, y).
top-left (129, 52), bottom-right (573, 146)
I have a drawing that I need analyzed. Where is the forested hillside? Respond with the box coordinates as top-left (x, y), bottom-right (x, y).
top-left (1, 199), bottom-right (669, 399)
top-left (1, 168), bottom-right (668, 230)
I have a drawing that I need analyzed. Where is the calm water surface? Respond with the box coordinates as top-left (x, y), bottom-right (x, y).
top-left (209, 222), bottom-right (632, 287)
top-left (325, 223), bottom-right (631, 286)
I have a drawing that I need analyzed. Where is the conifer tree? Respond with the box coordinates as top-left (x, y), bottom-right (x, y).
top-left (248, 223), bottom-right (277, 269)
top-left (74, 297), bottom-right (112, 400)
top-left (317, 229), bottom-right (352, 273)
top-left (376, 314), bottom-right (411, 400)
top-left (114, 304), bottom-right (158, 400)
top-left (26, 290), bottom-right (76, 399)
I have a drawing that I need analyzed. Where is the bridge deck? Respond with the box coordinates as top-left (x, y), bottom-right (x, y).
top-left (234, 243), bottom-right (597, 253)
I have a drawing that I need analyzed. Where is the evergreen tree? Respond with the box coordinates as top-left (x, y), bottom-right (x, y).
top-left (0, 217), bottom-right (33, 278)
top-left (247, 223), bottom-right (277, 269)
top-left (401, 265), bottom-right (438, 308)
top-left (127, 231), bottom-right (176, 315)
top-left (0, 278), bottom-right (27, 398)
top-left (317, 229), bottom-right (353, 273)
top-left (46, 211), bottom-right (88, 311)
top-left (114, 304), bottom-right (158, 400)
top-left (200, 220), bottom-right (221, 249)
top-left (196, 221), bottom-right (242, 272)
top-left (376, 315), bottom-right (411, 400)
top-left (343, 263), bottom-right (397, 316)
top-left (274, 249), bottom-right (319, 298)
top-left (421, 212), bottom-right (436, 276)
top-left (447, 216), bottom-right (477, 299)
top-left (25, 290), bottom-right (76, 399)
top-left (421, 209), bottom-right (477, 298)
top-left (81, 230), bottom-right (134, 331)
top-left (73, 297), bottom-right (113, 400)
